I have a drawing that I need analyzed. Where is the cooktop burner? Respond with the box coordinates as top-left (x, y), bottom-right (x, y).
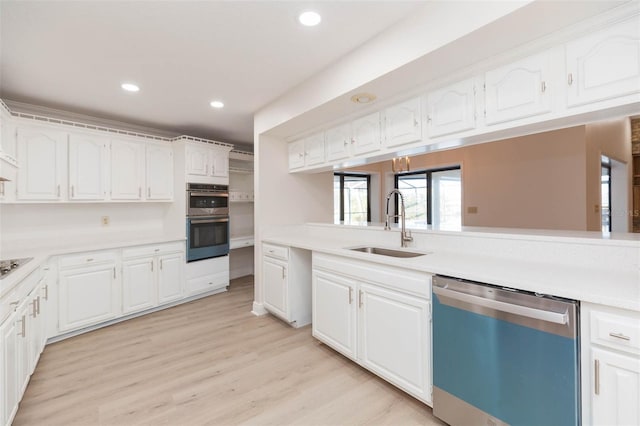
top-left (0, 257), bottom-right (33, 279)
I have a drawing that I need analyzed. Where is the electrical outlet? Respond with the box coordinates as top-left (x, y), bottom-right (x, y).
top-left (467, 206), bottom-right (478, 214)
top-left (101, 216), bottom-right (110, 226)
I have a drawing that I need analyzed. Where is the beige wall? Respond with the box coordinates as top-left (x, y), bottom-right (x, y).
top-left (585, 117), bottom-right (633, 232)
top-left (346, 126), bottom-right (590, 231)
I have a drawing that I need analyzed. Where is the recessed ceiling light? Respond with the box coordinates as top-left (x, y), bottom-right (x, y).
top-left (210, 100), bottom-right (224, 109)
top-left (298, 11), bottom-right (321, 27)
top-left (350, 93), bottom-right (376, 104)
top-left (121, 83), bottom-right (140, 92)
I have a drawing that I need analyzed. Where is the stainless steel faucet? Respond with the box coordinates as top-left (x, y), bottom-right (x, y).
top-left (384, 189), bottom-right (413, 248)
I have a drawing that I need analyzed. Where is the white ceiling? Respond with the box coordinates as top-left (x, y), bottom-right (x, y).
top-left (0, 1), bottom-right (423, 147)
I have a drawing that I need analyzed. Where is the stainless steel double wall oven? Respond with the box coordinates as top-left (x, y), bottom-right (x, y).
top-left (186, 183), bottom-right (230, 262)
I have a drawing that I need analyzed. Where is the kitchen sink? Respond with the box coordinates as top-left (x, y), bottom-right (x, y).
top-left (348, 246), bottom-right (427, 258)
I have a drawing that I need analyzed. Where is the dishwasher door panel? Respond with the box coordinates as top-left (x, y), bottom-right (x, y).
top-left (433, 293), bottom-right (579, 426)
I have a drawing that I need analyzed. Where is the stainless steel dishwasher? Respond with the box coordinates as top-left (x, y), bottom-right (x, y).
top-left (432, 275), bottom-right (580, 426)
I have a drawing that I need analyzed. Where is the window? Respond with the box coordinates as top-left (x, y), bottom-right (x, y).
top-left (601, 155), bottom-right (611, 233)
top-left (334, 173), bottom-right (371, 224)
top-left (394, 166), bottom-right (461, 230)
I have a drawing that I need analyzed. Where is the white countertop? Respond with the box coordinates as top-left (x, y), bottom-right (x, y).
top-left (263, 225), bottom-right (640, 312)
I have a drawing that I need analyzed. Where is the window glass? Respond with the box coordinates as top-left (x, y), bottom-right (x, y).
top-left (334, 173), bottom-right (370, 224)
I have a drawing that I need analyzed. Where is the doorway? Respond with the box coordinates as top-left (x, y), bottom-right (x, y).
top-left (601, 155), bottom-right (630, 233)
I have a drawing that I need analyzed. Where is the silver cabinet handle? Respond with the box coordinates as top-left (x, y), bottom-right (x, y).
top-left (348, 287), bottom-right (353, 305)
top-left (151, 261), bottom-right (154, 272)
top-left (31, 299), bottom-right (37, 318)
top-left (568, 73), bottom-right (573, 86)
top-left (138, 187), bottom-right (142, 198)
top-left (36, 296), bottom-right (41, 315)
top-left (113, 267), bottom-right (116, 279)
top-left (154, 248), bottom-right (160, 252)
top-left (19, 315), bottom-right (26, 338)
top-left (86, 258), bottom-right (94, 262)
top-left (160, 259), bottom-right (163, 270)
top-left (57, 184), bottom-right (61, 197)
top-left (541, 81), bottom-right (546, 93)
top-left (594, 359), bottom-right (600, 395)
top-left (609, 332), bottom-right (631, 341)
top-left (71, 185), bottom-right (75, 197)
top-left (359, 290), bottom-right (363, 308)
top-left (44, 285), bottom-right (49, 300)
top-left (147, 187), bottom-right (151, 198)
top-left (281, 266), bottom-right (286, 279)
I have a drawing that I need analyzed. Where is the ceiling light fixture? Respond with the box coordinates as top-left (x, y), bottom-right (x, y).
top-left (350, 93), bottom-right (376, 104)
top-left (298, 11), bottom-right (321, 27)
top-left (210, 100), bottom-right (224, 109)
top-left (121, 83), bottom-right (140, 92)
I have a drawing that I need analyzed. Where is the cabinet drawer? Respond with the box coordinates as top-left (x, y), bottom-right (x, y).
top-left (263, 243), bottom-right (289, 261)
top-left (186, 273), bottom-right (227, 295)
top-left (59, 251), bottom-right (117, 269)
top-left (591, 309), bottom-right (640, 354)
top-left (122, 242), bottom-right (184, 259)
top-left (0, 290), bottom-right (17, 325)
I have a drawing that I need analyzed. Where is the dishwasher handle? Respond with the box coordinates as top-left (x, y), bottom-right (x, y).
top-left (433, 285), bottom-right (569, 325)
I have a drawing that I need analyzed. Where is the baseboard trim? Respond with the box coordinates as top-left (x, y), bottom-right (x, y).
top-left (252, 301), bottom-right (268, 316)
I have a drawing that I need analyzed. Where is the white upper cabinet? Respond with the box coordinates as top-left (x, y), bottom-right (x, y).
top-left (185, 144), bottom-right (209, 177)
top-left (484, 51), bottom-right (552, 125)
top-left (185, 142), bottom-right (231, 183)
top-left (146, 143), bottom-right (174, 200)
top-left (566, 16), bottom-right (640, 108)
top-left (384, 97), bottom-right (422, 147)
top-left (427, 77), bottom-right (477, 138)
top-left (352, 112), bottom-right (381, 155)
top-left (110, 138), bottom-right (145, 200)
top-left (288, 132), bottom-right (325, 169)
top-left (325, 123), bottom-right (352, 162)
top-left (68, 133), bottom-right (109, 201)
top-left (16, 126), bottom-right (67, 201)
top-left (211, 149), bottom-right (229, 177)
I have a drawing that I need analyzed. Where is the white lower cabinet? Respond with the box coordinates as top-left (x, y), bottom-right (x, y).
top-left (157, 253), bottom-right (184, 304)
top-left (58, 258), bottom-right (119, 333)
top-left (1, 313), bottom-right (18, 426)
top-left (312, 252), bottom-right (432, 405)
top-left (122, 257), bottom-right (156, 314)
top-left (583, 303), bottom-right (640, 426)
top-left (262, 243), bottom-right (312, 327)
top-left (185, 255), bottom-right (228, 296)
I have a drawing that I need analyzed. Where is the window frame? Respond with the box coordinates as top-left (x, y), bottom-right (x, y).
top-left (334, 172), bottom-right (372, 223)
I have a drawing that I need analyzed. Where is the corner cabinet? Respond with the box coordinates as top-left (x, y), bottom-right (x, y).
top-left (582, 303), bottom-right (640, 425)
top-left (184, 141), bottom-right (232, 183)
top-left (146, 143), bottom-right (174, 200)
top-left (262, 243), bottom-right (312, 327)
top-left (312, 252), bottom-right (433, 405)
top-left (288, 132), bottom-right (325, 170)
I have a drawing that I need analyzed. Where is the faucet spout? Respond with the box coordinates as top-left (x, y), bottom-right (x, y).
top-left (384, 189), bottom-right (413, 248)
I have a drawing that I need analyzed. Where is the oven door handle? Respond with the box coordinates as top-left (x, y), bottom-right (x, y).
top-left (433, 285), bottom-right (568, 325)
top-left (189, 192), bottom-right (229, 197)
top-left (190, 218), bottom-right (229, 224)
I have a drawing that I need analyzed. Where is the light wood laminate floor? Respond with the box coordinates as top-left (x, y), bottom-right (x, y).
top-left (14, 276), bottom-right (444, 426)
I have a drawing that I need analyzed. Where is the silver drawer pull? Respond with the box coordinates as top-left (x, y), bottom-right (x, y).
top-left (609, 332), bottom-right (631, 341)
top-left (86, 258), bottom-right (94, 262)
top-left (594, 359), bottom-right (600, 395)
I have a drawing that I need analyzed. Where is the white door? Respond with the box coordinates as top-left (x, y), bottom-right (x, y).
top-left (352, 112), bottom-right (381, 155)
top-left (262, 257), bottom-right (288, 319)
top-left (1, 314), bottom-right (18, 426)
top-left (158, 253), bottom-right (184, 304)
top-left (146, 144), bottom-right (174, 200)
top-left (304, 132), bottom-right (325, 166)
top-left (427, 77), bottom-right (477, 138)
top-left (566, 17), bottom-right (640, 107)
top-left (68, 133), bottom-right (108, 200)
top-left (288, 140), bottom-right (305, 170)
top-left (312, 270), bottom-right (357, 360)
top-left (385, 97), bottom-right (422, 147)
top-left (358, 283), bottom-right (431, 403)
top-left (325, 123), bottom-right (352, 162)
top-left (122, 258), bottom-right (156, 314)
top-left (110, 138), bottom-right (145, 200)
top-left (16, 126), bottom-right (67, 200)
top-left (58, 264), bottom-right (118, 332)
top-left (485, 51), bottom-right (552, 125)
top-left (185, 144), bottom-right (210, 176)
top-left (591, 347), bottom-right (640, 426)
top-left (210, 149), bottom-right (229, 177)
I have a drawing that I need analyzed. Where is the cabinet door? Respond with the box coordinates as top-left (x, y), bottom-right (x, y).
top-left (304, 132), bottom-right (325, 166)
top-left (14, 302), bottom-right (30, 397)
top-left (359, 283), bottom-right (431, 403)
top-left (325, 123), bottom-right (352, 162)
top-left (427, 77), bottom-right (477, 137)
top-left (211, 149), bottom-right (229, 177)
top-left (1, 314), bottom-right (18, 426)
top-left (186, 144), bottom-right (210, 176)
top-left (68, 133), bottom-right (108, 200)
top-left (27, 291), bottom-right (43, 373)
top-left (288, 140), bottom-right (305, 170)
top-left (591, 347), bottom-right (640, 425)
top-left (158, 253), bottom-right (184, 304)
top-left (146, 144), bottom-right (173, 200)
top-left (312, 270), bottom-right (357, 360)
top-left (352, 112), bottom-right (381, 155)
top-left (262, 257), bottom-right (288, 319)
top-left (110, 138), bottom-right (145, 200)
top-left (566, 17), bottom-right (640, 107)
top-left (58, 264), bottom-right (118, 332)
top-left (122, 258), bottom-right (156, 314)
top-left (385, 97), bottom-right (422, 147)
top-left (485, 51), bottom-right (552, 125)
top-left (16, 126), bottom-right (67, 200)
